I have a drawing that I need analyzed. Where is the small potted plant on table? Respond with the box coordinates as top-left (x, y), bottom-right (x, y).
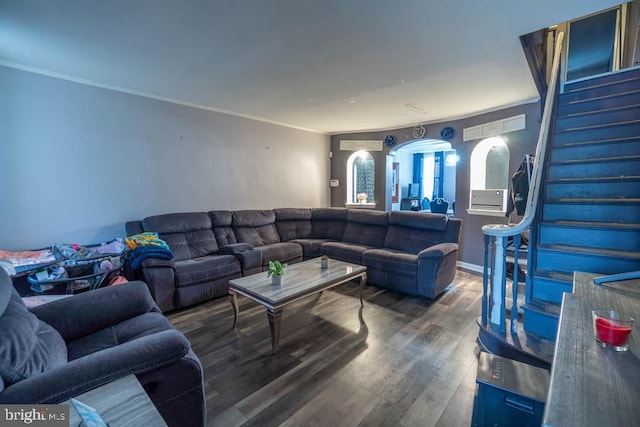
top-left (267, 260), bottom-right (287, 285)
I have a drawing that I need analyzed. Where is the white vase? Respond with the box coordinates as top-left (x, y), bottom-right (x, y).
top-left (271, 275), bottom-right (282, 286)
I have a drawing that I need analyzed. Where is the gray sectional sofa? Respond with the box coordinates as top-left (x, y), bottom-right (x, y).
top-left (126, 208), bottom-right (462, 312)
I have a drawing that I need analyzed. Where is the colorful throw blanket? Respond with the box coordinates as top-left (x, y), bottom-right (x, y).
top-left (125, 232), bottom-right (170, 250)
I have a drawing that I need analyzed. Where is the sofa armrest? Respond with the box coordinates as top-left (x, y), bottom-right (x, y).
top-left (0, 330), bottom-right (190, 404)
top-left (31, 281), bottom-right (159, 342)
top-left (417, 242), bottom-right (458, 260)
top-left (131, 259), bottom-right (177, 312)
top-left (220, 244), bottom-right (262, 275)
top-left (141, 258), bottom-right (176, 268)
top-left (416, 243), bottom-right (459, 298)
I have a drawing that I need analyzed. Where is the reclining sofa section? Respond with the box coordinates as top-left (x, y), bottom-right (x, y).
top-left (126, 208), bottom-right (462, 312)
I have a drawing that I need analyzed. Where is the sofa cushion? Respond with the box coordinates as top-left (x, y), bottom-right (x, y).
top-left (0, 289), bottom-right (67, 386)
top-left (343, 210), bottom-right (389, 248)
top-left (385, 212), bottom-right (460, 253)
top-left (209, 210), bottom-right (233, 227)
top-left (173, 255), bottom-right (241, 288)
top-left (388, 211), bottom-right (448, 231)
top-left (321, 242), bottom-right (372, 265)
top-left (275, 208), bottom-right (312, 241)
top-left (290, 238), bottom-right (335, 259)
top-left (311, 208), bottom-right (348, 240)
top-left (254, 243), bottom-right (303, 267)
top-left (275, 208), bottom-right (312, 221)
top-left (362, 249), bottom-right (419, 275)
top-left (232, 210), bottom-right (280, 247)
top-left (142, 212), bottom-right (218, 262)
top-left (143, 212), bottom-right (211, 234)
top-left (209, 211), bottom-right (238, 247)
top-left (67, 312), bottom-right (174, 361)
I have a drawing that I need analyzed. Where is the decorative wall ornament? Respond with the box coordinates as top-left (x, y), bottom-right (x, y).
top-left (384, 135), bottom-right (397, 147)
top-left (440, 126), bottom-right (455, 141)
top-left (412, 125), bottom-right (426, 139)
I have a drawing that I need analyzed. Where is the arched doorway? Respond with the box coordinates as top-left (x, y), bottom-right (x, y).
top-left (386, 139), bottom-right (457, 213)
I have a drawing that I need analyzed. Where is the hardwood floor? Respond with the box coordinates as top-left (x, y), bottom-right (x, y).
top-left (168, 270), bottom-right (483, 427)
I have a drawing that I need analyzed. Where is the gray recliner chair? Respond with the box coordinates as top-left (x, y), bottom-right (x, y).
top-left (0, 269), bottom-right (206, 427)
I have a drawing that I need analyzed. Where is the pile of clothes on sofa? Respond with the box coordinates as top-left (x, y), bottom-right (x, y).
top-left (125, 232), bottom-right (174, 269)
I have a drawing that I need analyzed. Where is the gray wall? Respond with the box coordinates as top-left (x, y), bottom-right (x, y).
top-left (0, 66), bottom-right (330, 250)
top-left (330, 102), bottom-right (541, 267)
top-left (391, 150), bottom-right (414, 211)
top-left (442, 149), bottom-right (457, 203)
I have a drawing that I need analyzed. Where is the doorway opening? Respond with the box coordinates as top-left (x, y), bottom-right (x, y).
top-left (387, 139), bottom-right (457, 214)
top-left (566, 8), bottom-right (620, 81)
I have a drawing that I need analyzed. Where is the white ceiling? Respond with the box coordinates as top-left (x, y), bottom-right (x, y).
top-left (0, 0), bottom-right (623, 134)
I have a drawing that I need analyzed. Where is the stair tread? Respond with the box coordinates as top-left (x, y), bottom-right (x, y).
top-left (558, 102), bottom-right (640, 119)
top-left (542, 220), bottom-right (640, 230)
top-left (563, 73), bottom-right (640, 94)
top-left (554, 135), bottom-right (640, 149)
top-left (538, 243), bottom-right (640, 259)
top-left (559, 88), bottom-right (640, 106)
top-left (555, 118), bottom-right (640, 133)
top-left (546, 198), bottom-right (640, 204)
top-left (546, 175), bottom-right (640, 183)
top-left (550, 154), bottom-right (640, 165)
top-left (533, 269), bottom-right (574, 282)
top-left (524, 299), bottom-right (562, 315)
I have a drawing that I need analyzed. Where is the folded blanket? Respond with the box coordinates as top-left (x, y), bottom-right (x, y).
top-left (125, 232), bottom-right (170, 251)
top-left (130, 245), bottom-right (174, 270)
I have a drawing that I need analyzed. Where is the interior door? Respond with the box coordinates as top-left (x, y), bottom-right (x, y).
top-left (566, 8), bottom-right (620, 81)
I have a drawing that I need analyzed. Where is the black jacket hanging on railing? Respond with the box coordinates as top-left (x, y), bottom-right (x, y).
top-left (506, 155), bottom-right (534, 217)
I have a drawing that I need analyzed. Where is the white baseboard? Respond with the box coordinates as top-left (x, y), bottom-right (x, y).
top-left (457, 261), bottom-right (484, 274)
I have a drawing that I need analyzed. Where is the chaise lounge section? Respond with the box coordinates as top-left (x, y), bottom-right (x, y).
top-left (126, 208), bottom-right (462, 312)
top-left (362, 211), bottom-right (461, 298)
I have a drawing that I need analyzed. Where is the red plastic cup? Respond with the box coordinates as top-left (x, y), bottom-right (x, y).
top-left (592, 310), bottom-right (634, 351)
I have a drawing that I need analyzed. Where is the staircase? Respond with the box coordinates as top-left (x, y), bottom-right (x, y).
top-left (522, 67), bottom-right (640, 340)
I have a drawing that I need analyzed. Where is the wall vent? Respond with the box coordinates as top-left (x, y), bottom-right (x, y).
top-left (340, 140), bottom-right (383, 151)
top-left (463, 114), bottom-right (526, 142)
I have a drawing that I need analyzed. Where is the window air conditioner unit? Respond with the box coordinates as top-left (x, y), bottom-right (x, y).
top-left (470, 189), bottom-right (507, 212)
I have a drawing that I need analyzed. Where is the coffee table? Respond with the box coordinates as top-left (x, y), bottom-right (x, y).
top-left (65, 375), bottom-right (167, 426)
top-left (228, 257), bottom-right (367, 354)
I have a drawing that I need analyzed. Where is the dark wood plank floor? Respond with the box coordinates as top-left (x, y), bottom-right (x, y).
top-left (168, 270), bottom-right (483, 427)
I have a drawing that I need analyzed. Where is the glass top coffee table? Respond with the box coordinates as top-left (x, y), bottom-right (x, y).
top-left (228, 257), bottom-right (367, 354)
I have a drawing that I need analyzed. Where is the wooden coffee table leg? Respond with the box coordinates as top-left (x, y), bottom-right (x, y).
top-left (267, 308), bottom-right (283, 355)
top-left (229, 292), bottom-right (239, 329)
top-left (359, 273), bottom-right (368, 307)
